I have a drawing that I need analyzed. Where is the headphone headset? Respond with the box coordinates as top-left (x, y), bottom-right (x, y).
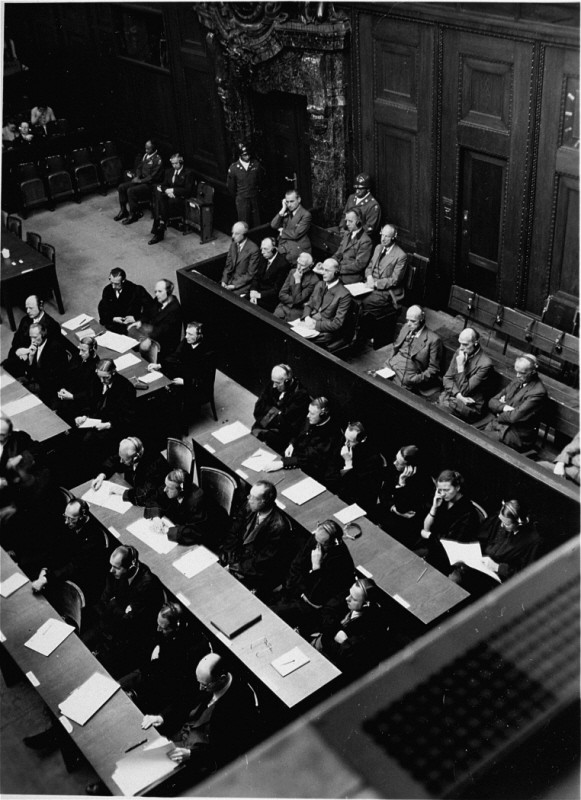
top-left (162, 601), bottom-right (184, 629)
top-left (502, 500), bottom-right (526, 526)
top-left (277, 363), bottom-right (293, 387)
top-left (187, 322), bottom-right (203, 340)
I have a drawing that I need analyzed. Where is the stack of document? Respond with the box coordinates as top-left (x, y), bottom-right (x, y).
top-left (24, 618), bottom-right (75, 656)
top-left (282, 477), bottom-right (326, 505)
top-left (241, 448), bottom-right (278, 472)
top-left (211, 421), bottom-right (251, 444)
top-left (440, 540), bottom-right (501, 582)
top-left (112, 737), bottom-right (178, 796)
top-left (334, 504), bottom-right (366, 524)
top-left (289, 319), bottom-right (320, 339)
top-left (96, 330), bottom-right (138, 353)
top-left (58, 672), bottom-right (120, 725)
top-left (375, 366), bottom-right (396, 379)
top-left (78, 417), bottom-right (102, 429)
top-left (345, 282), bottom-right (373, 297)
top-left (114, 352), bottom-right (141, 371)
top-left (173, 545), bottom-right (219, 578)
top-left (74, 328), bottom-right (97, 340)
top-left (82, 481), bottom-right (132, 513)
top-left (272, 647), bottom-right (310, 677)
top-left (126, 518), bottom-right (178, 555)
top-left (0, 371), bottom-right (16, 389)
top-left (135, 371), bottom-right (164, 384)
top-left (62, 313), bottom-right (94, 330)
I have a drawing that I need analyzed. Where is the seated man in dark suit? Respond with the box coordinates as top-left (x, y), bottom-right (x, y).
top-left (55, 336), bottom-right (100, 423)
top-left (300, 259), bottom-right (353, 349)
top-left (270, 189), bottom-right (312, 266)
top-left (81, 545), bottom-right (164, 678)
top-left (74, 359), bottom-right (136, 467)
top-left (220, 480), bottom-right (294, 598)
top-left (438, 328), bottom-right (494, 422)
top-left (249, 237), bottom-right (290, 311)
top-left (97, 268), bottom-right (151, 335)
top-left (21, 321), bottom-right (70, 405)
top-left (273, 252), bottom-right (320, 322)
top-left (129, 279), bottom-right (183, 358)
top-left (325, 208), bottom-right (372, 285)
top-left (220, 221), bottom-right (260, 297)
top-left (355, 224), bottom-right (408, 348)
top-left (29, 498), bottom-right (110, 628)
top-left (92, 436), bottom-right (168, 507)
top-left (476, 354), bottom-right (548, 452)
top-left (3, 295), bottom-right (62, 378)
top-left (145, 468), bottom-right (228, 552)
top-left (336, 421), bottom-right (384, 512)
top-left (114, 139), bottom-right (163, 224)
top-left (252, 363), bottom-right (310, 453)
top-left (387, 305), bottom-right (442, 394)
top-left (149, 153), bottom-right (196, 245)
top-left (265, 396), bottom-right (343, 489)
top-left (269, 520), bottom-right (355, 635)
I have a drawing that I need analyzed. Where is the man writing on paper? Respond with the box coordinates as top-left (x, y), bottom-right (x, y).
top-left (92, 436), bottom-right (168, 507)
top-left (252, 363), bottom-right (310, 453)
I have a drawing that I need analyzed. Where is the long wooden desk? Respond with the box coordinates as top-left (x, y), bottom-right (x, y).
top-left (60, 313), bottom-right (172, 399)
top-left (0, 549), bottom-right (174, 796)
top-left (193, 425), bottom-right (469, 626)
top-left (176, 264), bottom-right (580, 537)
top-left (72, 478), bottom-right (341, 710)
top-left (1, 229), bottom-right (64, 330)
top-left (0, 366), bottom-right (70, 442)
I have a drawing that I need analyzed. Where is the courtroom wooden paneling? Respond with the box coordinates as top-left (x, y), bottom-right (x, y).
top-left (177, 264), bottom-right (579, 540)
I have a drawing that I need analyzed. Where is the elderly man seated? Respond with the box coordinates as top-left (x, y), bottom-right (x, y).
top-left (386, 305), bottom-right (442, 394)
top-left (273, 252), bottom-right (320, 322)
top-left (538, 432), bottom-right (580, 485)
top-left (325, 208), bottom-right (372, 285)
top-left (438, 328), bottom-right (494, 422)
top-left (248, 237), bottom-right (290, 311)
top-left (252, 363), bottom-right (310, 453)
top-left (221, 221), bottom-right (260, 297)
top-left (300, 259), bottom-right (353, 349)
top-left (92, 436), bottom-right (168, 507)
top-left (3, 295), bottom-right (62, 378)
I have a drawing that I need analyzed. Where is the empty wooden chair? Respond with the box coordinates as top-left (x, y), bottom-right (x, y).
top-left (199, 466), bottom-right (237, 516)
top-left (43, 154), bottom-right (76, 207)
top-left (26, 231), bottom-right (42, 251)
top-left (167, 437), bottom-right (194, 477)
top-left (13, 163), bottom-right (49, 218)
top-left (70, 147), bottom-right (102, 196)
top-left (6, 213), bottom-right (22, 239)
top-left (98, 141), bottom-right (123, 190)
top-left (184, 181), bottom-right (215, 243)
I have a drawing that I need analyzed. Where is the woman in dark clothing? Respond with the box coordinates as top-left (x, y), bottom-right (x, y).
top-left (55, 336), bottom-right (99, 422)
top-left (377, 444), bottom-right (434, 544)
top-left (479, 499), bottom-right (541, 580)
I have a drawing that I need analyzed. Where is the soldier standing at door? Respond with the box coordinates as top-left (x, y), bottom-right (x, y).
top-left (227, 142), bottom-right (266, 229)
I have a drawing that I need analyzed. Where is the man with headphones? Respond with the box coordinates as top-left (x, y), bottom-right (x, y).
top-left (249, 237), bottom-right (291, 311)
top-left (387, 304), bottom-right (443, 393)
top-left (128, 279), bottom-right (183, 359)
top-left (354, 223), bottom-right (408, 349)
top-left (92, 436), bottom-right (168, 507)
top-left (477, 354), bottom-right (548, 452)
top-left (337, 421), bottom-right (384, 511)
top-left (252, 363), bottom-right (310, 453)
top-left (325, 208), bottom-right (372, 285)
top-left (82, 545), bottom-right (164, 678)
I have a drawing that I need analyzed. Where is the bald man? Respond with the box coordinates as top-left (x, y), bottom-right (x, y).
top-left (129, 279), bottom-right (183, 358)
top-left (221, 221), bottom-right (260, 297)
top-left (3, 295), bottom-right (62, 378)
top-left (387, 305), bottom-right (442, 393)
top-left (252, 364), bottom-right (310, 452)
top-left (92, 436), bottom-right (168, 507)
top-left (438, 328), bottom-right (494, 421)
top-left (164, 653), bottom-right (260, 779)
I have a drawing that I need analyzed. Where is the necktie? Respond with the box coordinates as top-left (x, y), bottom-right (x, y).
top-left (380, 247), bottom-right (387, 259)
top-left (172, 171), bottom-right (177, 184)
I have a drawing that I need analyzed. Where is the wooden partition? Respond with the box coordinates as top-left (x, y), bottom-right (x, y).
top-left (177, 261), bottom-right (579, 537)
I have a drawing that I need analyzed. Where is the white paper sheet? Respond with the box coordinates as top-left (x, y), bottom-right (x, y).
top-left (2, 394), bottom-right (43, 416)
top-left (271, 646), bottom-right (310, 677)
top-left (440, 539), bottom-right (501, 582)
top-left (58, 672), bottom-right (120, 726)
top-left (173, 545), bottom-right (219, 578)
top-left (375, 366), bottom-right (396, 379)
top-left (96, 330), bottom-right (139, 353)
top-left (78, 417), bottom-right (102, 429)
top-left (62, 313), bottom-right (94, 330)
top-left (334, 504), bottom-right (366, 524)
top-left (126, 518), bottom-right (178, 555)
top-left (211, 421), bottom-right (251, 444)
top-left (114, 352), bottom-right (141, 371)
top-left (345, 282), bottom-right (373, 297)
top-left (24, 618), bottom-right (75, 656)
top-left (0, 571), bottom-right (29, 597)
top-left (281, 476), bottom-right (326, 505)
top-left (0, 371), bottom-right (16, 389)
top-left (82, 481), bottom-right (132, 513)
top-left (135, 370), bottom-right (164, 384)
top-left (241, 448), bottom-right (278, 472)
top-left (111, 736), bottom-right (178, 796)
top-left (288, 322), bottom-right (320, 339)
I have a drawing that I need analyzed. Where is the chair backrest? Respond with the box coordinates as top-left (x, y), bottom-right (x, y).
top-left (138, 338), bottom-right (160, 364)
top-left (39, 242), bottom-right (56, 264)
top-left (198, 181), bottom-right (214, 204)
top-left (71, 147), bottom-right (91, 166)
top-left (101, 140), bottom-right (118, 157)
top-left (471, 500), bottom-right (488, 524)
top-left (26, 231), bottom-right (42, 250)
top-left (167, 437), bottom-right (194, 476)
top-left (16, 162), bottom-right (40, 181)
top-left (200, 466), bottom-right (237, 515)
top-left (43, 154), bottom-right (68, 173)
top-left (7, 214), bottom-right (22, 238)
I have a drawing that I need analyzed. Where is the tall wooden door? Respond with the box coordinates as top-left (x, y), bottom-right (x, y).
top-left (439, 31), bottom-right (535, 304)
top-left (253, 91), bottom-right (311, 212)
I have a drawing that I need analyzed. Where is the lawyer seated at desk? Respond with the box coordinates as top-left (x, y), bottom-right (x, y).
top-left (265, 396), bottom-right (343, 490)
top-left (376, 444), bottom-right (433, 545)
top-left (220, 480), bottom-right (295, 598)
top-left (92, 436), bottom-right (168, 507)
top-left (55, 336), bottom-right (100, 423)
top-left (336, 421), bottom-right (384, 512)
top-left (251, 363), bottom-right (310, 454)
top-left (98, 267), bottom-right (151, 335)
top-left (20, 321), bottom-right (70, 406)
top-left (144, 468), bottom-right (228, 551)
top-left (2, 294), bottom-right (62, 378)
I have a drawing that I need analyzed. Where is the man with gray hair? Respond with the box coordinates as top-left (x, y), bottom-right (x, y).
top-left (438, 327), bottom-right (494, 421)
top-left (221, 221), bottom-right (260, 296)
top-left (300, 258), bottom-right (353, 349)
top-left (92, 436), bottom-right (168, 506)
top-left (274, 252), bottom-right (320, 321)
top-left (387, 305), bottom-right (442, 393)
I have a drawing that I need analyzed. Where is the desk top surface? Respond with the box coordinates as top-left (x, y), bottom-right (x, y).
top-left (1, 366), bottom-right (70, 442)
top-left (1, 230), bottom-right (52, 281)
top-left (196, 424), bottom-right (470, 625)
top-left (0, 549), bottom-right (173, 795)
top-left (72, 477), bottom-right (341, 709)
